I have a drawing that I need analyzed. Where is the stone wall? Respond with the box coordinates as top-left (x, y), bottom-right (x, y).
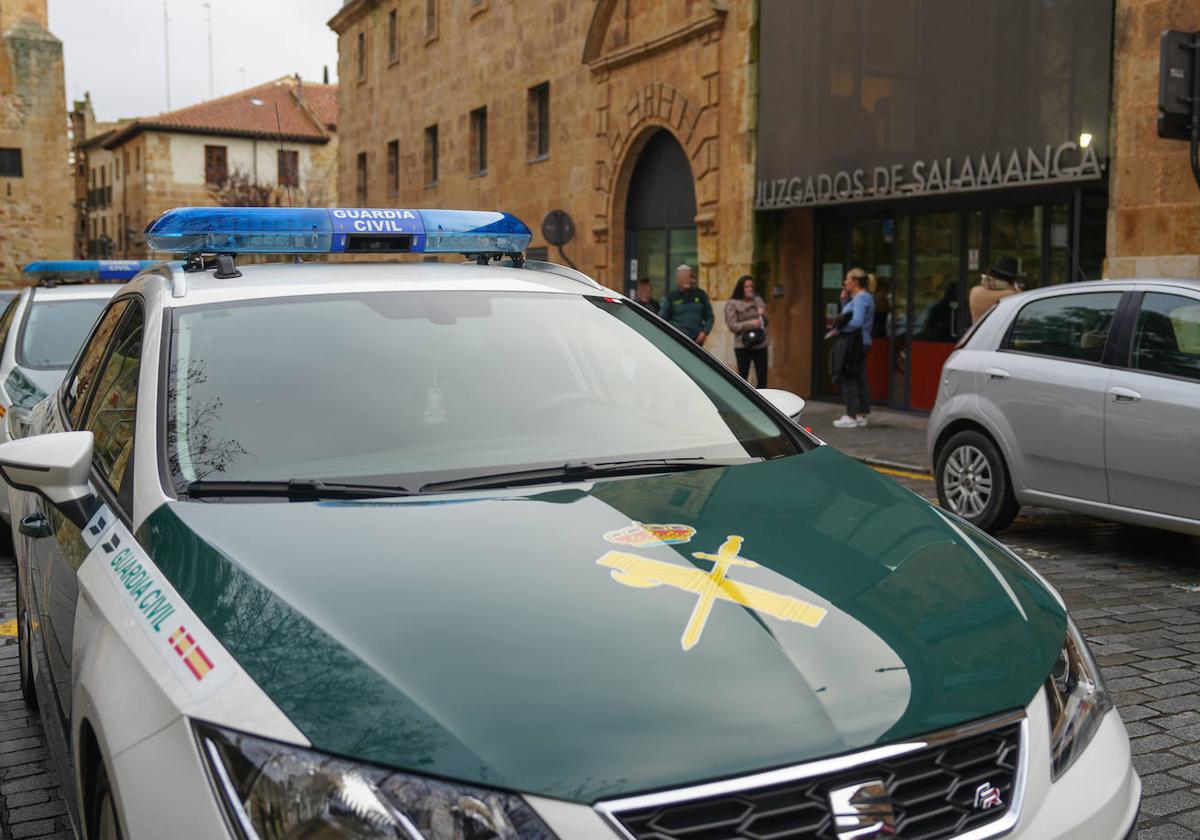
top-left (1106, 0), bottom-right (1200, 279)
top-left (0, 6), bottom-right (71, 281)
top-left (330, 0), bottom-right (758, 371)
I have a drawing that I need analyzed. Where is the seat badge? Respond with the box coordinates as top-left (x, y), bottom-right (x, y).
top-left (828, 779), bottom-right (897, 839)
top-left (973, 781), bottom-right (1003, 811)
top-left (597, 535), bottom-right (827, 651)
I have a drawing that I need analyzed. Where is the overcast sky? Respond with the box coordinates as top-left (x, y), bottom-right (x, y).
top-left (49, 0), bottom-right (343, 122)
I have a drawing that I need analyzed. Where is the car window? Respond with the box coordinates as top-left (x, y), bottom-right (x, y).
top-left (166, 291), bottom-right (801, 494)
top-left (83, 305), bottom-right (143, 498)
top-left (1130, 293), bottom-right (1200, 382)
top-left (17, 297), bottom-right (109, 369)
top-left (1003, 292), bottom-right (1122, 364)
top-left (0, 297), bottom-right (19, 353)
top-left (64, 300), bottom-right (130, 427)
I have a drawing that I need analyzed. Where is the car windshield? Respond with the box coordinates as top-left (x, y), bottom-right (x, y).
top-left (166, 290), bottom-right (802, 494)
top-left (18, 298), bottom-right (109, 369)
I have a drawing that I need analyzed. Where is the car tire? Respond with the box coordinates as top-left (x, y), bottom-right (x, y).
top-left (89, 763), bottom-right (124, 840)
top-left (16, 568), bottom-right (36, 710)
top-left (936, 430), bottom-right (1020, 533)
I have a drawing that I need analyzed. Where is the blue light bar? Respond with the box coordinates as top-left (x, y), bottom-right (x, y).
top-left (21, 260), bottom-right (159, 280)
top-left (143, 207), bottom-right (533, 255)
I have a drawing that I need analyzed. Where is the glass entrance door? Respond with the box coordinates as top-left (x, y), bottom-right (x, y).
top-left (815, 217), bottom-right (896, 404)
top-left (907, 212), bottom-right (962, 411)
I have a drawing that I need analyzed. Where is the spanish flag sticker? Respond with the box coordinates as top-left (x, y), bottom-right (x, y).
top-left (169, 626), bottom-right (216, 681)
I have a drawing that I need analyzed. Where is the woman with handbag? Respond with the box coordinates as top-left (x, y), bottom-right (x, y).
top-left (725, 275), bottom-right (769, 387)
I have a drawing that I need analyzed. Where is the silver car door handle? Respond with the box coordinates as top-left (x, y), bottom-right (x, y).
top-left (985, 368), bottom-right (1010, 381)
top-left (1110, 386), bottom-right (1141, 403)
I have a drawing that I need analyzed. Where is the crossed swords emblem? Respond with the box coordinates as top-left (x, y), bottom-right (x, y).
top-left (597, 535), bottom-right (827, 651)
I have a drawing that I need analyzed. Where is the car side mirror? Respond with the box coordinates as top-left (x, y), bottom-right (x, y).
top-left (758, 388), bottom-right (806, 420)
top-left (0, 431), bottom-right (96, 528)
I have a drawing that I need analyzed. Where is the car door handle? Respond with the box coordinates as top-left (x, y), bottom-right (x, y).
top-left (1110, 386), bottom-right (1141, 403)
top-left (985, 367), bottom-right (1010, 381)
top-left (18, 513), bottom-right (53, 539)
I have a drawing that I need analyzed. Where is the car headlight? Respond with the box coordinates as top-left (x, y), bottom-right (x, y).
top-left (1046, 618), bottom-right (1112, 781)
top-left (195, 722), bottom-right (557, 839)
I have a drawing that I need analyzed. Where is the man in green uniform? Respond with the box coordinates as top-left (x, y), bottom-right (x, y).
top-left (660, 264), bottom-right (715, 346)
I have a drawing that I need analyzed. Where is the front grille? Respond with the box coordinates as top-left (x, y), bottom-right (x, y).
top-left (604, 717), bottom-right (1022, 840)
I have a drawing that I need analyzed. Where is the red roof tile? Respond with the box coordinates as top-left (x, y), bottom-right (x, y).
top-left (105, 77), bottom-right (336, 148)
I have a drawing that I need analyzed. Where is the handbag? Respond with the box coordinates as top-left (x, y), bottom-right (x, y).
top-left (741, 327), bottom-right (766, 347)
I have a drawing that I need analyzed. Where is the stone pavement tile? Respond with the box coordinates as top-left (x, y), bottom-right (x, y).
top-left (1144, 681), bottom-right (1200, 700)
top-left (1142, 789), bottom-right (1200, 818)
top-left (1150, 694), bottom-right (1200, 714)
top-left (1136, 751), bottom-right (1191, 775)
top-left (1126, 720), bottom-right (1164, 738)
top-left (1155, 711), bottom-right (1200, 731)
top-left (1136, 658), bottom-right (1191, 673)
top-left (1143, 824), bottom-right (1199, 840)
top-left (1141, 772), bottom-right (1190, 796)
top-left (1131, 733), bottom-right (1187, 755)
top-left (1169, 763), bottom-right (1200, 784)
top-left (1121, 704), bottom-right (1162, 723)
top-left (10, 818), bottom-right (60, 839)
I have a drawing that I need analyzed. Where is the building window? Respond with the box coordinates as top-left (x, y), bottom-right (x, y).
top-left (387, 8), bottom-right (398, 62)
top-left (528, 82), bottom-right (550, 160)
top-left (469, 107), bottom-right (487, 176)
top-left (424, 124), bottom-right (439, 186)
top-left (425, 0), bottom-right (438, 39)
top-left (115, 156), bottom-right (121, 180)
top-left (204, 145), bottom-right (228, 185)
top-left (357, 30), bottom-right (367, 79)
top-left (135, 147), bottom-right (141, 171)
top-left (278, 149), bottom-right (299, 187)
top-left (356, 151), bottom-right (368, 203)
top-left (386, 139), bottom-right (399, 196)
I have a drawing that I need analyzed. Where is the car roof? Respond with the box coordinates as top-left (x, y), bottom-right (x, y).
top-left (27, 283), bottom-right (126, 302)
top-left (1021, 277), bottom-right (1200, 294)
top-left (125, 259), bottom-right (610, 308)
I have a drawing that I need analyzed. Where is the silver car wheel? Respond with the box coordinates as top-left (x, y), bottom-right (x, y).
top-left (943, 444), bottom-right (993, 517)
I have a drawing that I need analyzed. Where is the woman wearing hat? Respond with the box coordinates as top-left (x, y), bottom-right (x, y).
top-left (969, 257), bottom-right (1024, 324)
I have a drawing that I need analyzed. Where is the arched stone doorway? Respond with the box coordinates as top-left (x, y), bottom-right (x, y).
top-left (624, 129), bottom-right (698, 301)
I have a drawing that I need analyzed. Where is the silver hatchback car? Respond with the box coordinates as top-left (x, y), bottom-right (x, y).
top-left (928, 278), bottom-right (1200, 535)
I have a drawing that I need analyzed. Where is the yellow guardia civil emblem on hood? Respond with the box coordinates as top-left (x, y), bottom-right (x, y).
top-left (597, 535), bottom-right (827, 651)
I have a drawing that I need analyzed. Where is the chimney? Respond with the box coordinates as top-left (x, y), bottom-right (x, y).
top-left (323, 65), bottom-right (330, 85)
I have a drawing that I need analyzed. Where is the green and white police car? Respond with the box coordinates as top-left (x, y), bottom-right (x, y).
top-left (0, 208), bottom-right (1139, 840)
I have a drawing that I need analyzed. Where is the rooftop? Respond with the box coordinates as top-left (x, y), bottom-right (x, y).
top-left (103, 77), bottom-right (337, 148)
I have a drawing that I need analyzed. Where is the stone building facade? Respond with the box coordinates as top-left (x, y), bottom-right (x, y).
top-left (71, 78), bottom-right (338, 259)
top-left (0, 0), bottom-right (71, 280)
top-left (329, 0), bottom-right (759, 370)
top-left (331, 0), bottom-right (1200, 401)
top-left (1106, 0), bottom-right (1200, 279)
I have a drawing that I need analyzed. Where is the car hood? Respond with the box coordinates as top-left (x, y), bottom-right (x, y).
top-left (139, 446), bottom-right (1066, 802)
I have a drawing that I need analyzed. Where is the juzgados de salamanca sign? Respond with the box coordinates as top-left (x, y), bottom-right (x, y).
top-left (755, 140), bottom-right (1104, 210)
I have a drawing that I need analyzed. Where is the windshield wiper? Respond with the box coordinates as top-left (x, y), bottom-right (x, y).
top-left (185, 479), bottom-right (412, 501)
top-left (420, 457), bottom-right (749, 494)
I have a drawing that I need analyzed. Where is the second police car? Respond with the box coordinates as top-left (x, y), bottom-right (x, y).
top-left (0, 208), bottom-right (1138, 840)
top-left (0, 261), bottom-right (156, 527)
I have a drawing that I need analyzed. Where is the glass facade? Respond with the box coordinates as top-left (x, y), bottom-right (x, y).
top-left (757, 0), bottom-right (1114, 205)
top-left (816, 189), bottom-right (1106, 410)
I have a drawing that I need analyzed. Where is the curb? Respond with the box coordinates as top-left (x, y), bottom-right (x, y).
top-left (857, 456), bottom-right (933, 477)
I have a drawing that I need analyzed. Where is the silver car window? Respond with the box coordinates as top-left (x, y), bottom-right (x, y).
top-left (1003, 292), bottom-right (1122, 364)
top-left (1131, 293), bottom-right (1200, 382)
